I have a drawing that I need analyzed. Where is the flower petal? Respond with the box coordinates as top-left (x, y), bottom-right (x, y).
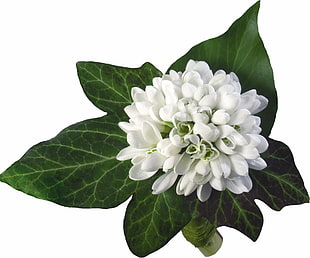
top-left (256, 135), bottom-right (269, 153)
top-left (142, 121), bottom-right (162, 145)
top-left (210, 153), bottom-right (231, 178)
top-left (174, 153), bottom-right (195, 175)
top-left (127, 130), bottom-right (149, 149)
top-left (209, 176), bottom-right (226, 191)
top-left (135, 101), bottom-right (152, 116)
top-left (176, 174), bottom-right (197, 196)
top-left (131, 87), bottom-right (147, 102)
top-left (141, 151), bottom-right (166, 172)
top-left (197, 183), bottom-right (212, 202)
top-left (211, 109), bottom-right (230, 125)
top-left (163, 155), bottom-right (180, 172)
top-left (152, 172), bottom-right (178, 194)
top-left (247, 157), bottom-right (267, 170)
top-left (195, 160), bottom-right (211, 176)
top-left (124, 104), bottom-right (139, 118)
top-left (229, 154), bottom-right (249, 176)
top-left (230, 109), bottom-right (251, 125)
top-left (157, 138), bottom-right (181, 157)
top-left (161, 80), bottom-right (181, 104)
top-left (226, 175), bottom-right (252, 194)
top-left (182, 82), bottom-right (197, 98)
top-left (129, 163), bottom-right (157, 181)
top-left (145, 86), bottom-right (165, 105)
top-left (185, 60), bottom-right (213, 84)
top-left (193, 123), bottom-right (219, 142)
top-left (116, 146), bottom-right (145, 161)
top-left (159, 104), bottom-right (177, 122)
top-left (118, 122), bottom-right (136, 133)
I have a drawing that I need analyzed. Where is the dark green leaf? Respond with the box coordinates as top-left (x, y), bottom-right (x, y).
top-left (168, 1), bottom-right (277, 137)
top-left (252, 138), bottom-right (309, 210)
top-left (191, 138), bottom-right (309, 241)
top-left (0, 115), bottom-right (137, 208)
top-left (124, 178), bottom-right (191, 257)
top-left (76, 61), bottom-right (162, 121)
top-left (190, 190), bottom-right (263, 241)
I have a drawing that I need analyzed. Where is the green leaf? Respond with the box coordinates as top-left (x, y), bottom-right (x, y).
top-left (77, 61), bottom-right (162, 121)
top-left (0, 115), bottom-right (137, 208)
top-left (191, 138), bottom-right (309, 241)
top-left (190, 190), bottom-right (263, 241)
top-left (167, 1), bottom-right (277, 137)
top-left (124, 178), bottom-right (192, 257)
top-left (252, 138), bottom-right (309, 210)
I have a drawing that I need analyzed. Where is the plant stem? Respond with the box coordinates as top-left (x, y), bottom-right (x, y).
top-left (182, 217), bottom-right (223, 257)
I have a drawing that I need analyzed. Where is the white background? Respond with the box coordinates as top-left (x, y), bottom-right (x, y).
top-left (0, 0), bottom-right (309, 257)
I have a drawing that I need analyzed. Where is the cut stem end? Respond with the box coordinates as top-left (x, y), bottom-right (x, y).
top-left (182, 217), bottom-right (223, 257)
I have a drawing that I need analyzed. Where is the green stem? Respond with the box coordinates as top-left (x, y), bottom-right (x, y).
top-left (182, 217), bottom-right (223, 257)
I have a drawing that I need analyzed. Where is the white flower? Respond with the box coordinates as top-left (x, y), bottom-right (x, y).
top-left (117, 60), bottom-right (268, 202)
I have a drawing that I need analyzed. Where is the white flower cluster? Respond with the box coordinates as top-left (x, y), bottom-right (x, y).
top-left (117, 60), bottom-right (268, 202)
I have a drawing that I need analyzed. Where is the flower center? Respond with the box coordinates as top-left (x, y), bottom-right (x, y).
top-left (177, 121), bottom-right (193, 136)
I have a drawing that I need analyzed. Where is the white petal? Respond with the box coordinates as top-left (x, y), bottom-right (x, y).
top-left (182, 71), bottom-right (203, 87)
top-left (229, 131), bottom-right (248, 146)
top-left (192, 112), bottom-right (210, 124)
top-left (161, 80), bottom-right (180, 104)
top-left (174, 153), bottom-right (194, 175)
top-left (135, 101), bottom-right (152, 116)
top-left (149, 105), bottom-right (164, 125)
top-left (197, 184), bottom-right (212, 202)
top-left (195, 160), bottom-right (211, 176)
top-left (127, 130), bottom-right (149, 149)
top-left (129, 163), bottom-right (157, 181)
top-left (211, 109), bottom-right (230, 125)
top-left (193, 123), bottom-right (219, 142)
top-left (131, 87), bottom-right (147, 102)
top-left (116, 146), bottom-right (145, 161)
top-left (226, 175), bottom-right (252, 194)
top-left (124, 104), bottom-right (139, 118)
top-left (152, 77), bottom-right (162, 90)
top-left (141, 152), bottom-right (166, 172)
top-left (192, 173), bottom-right (212, 185)
top-left (217, 124), bottom-right (234, 138)
top-left (199, 94), bottom-right (217, 109)
top-left (254, 95), bottom-right (268, 114)
top-left (240, 90), bottom-right (268, 114)
top-left (118, 122), bottom-right (136, 133)
top-left (173, 112), bottom-right (192, 122)
top-left (159, 104), bottom-right (177, 121)
top-left (131, 155), bottom-right (145, 165)
top-left (182, 82), bottom-right (197, 98)
top-left (209, 72), bottom-right (228, 89)
top-left (230, 109), bottom-right (251, 125)
top-left (229, 154), bottom-right (249, 176)
top-left (217, 93), bottom-right (240, 113)
top-left (163, 155), bottom-right (180, 172)
top-left (152, 172), bottom-right (178, 194)
top-left (185, 59), bottom-right (197, 71)
top-left (169, 128), bottom-right (189, 148)
top-left (145, 86), bottom-right (165, 104)
top-left (209, 176), bottom-right (226, 191)
top-left (256, 135), bottom-right (269, 153)
top-left (142, 121), bottom-right (162, 145)
top-left (176, 174), bottom-right (198, 196)
top-left (184, 134), bottom-right (200, 145)
top-left (215, 138), bottom-right (235, 155)
top-left (157, 138), bottom-right (181, 156)
top-left (210, 154), bottom-right (231, 178)
top-left (194, 85), bottom-right (208, 101)
top-left (247, 157), bottom-right (267, 170)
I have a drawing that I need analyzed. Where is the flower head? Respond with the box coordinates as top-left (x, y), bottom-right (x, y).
top-left (117, 60), bottom-right (268, 202)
